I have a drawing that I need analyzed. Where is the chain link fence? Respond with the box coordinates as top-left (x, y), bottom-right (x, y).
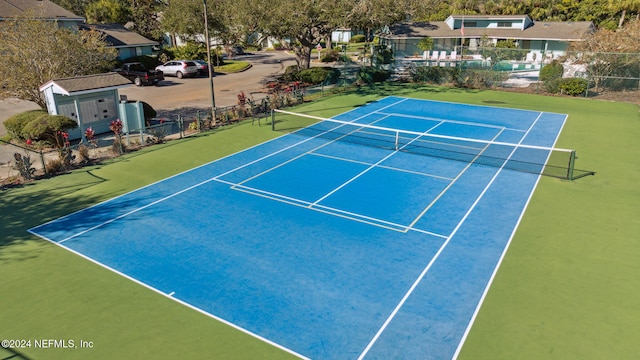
top-left (384, 47), bottom-right (640, 97)
top-left (2, 49), bottom-right (637, 186)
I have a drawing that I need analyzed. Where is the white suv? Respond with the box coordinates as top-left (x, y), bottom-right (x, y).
top-left (155, 60), bottom-right (199, 78)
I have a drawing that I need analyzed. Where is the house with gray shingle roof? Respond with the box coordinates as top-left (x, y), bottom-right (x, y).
top-left (81, 23), bottom-right (159, 61)
top-left (1, 0), bottom-right (158, 61)
top-left (0, 0), bottom-right (84, 28)
top-left (378, 14), bottom-right (595, 65)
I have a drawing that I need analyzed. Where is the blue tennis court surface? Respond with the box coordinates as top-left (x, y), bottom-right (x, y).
top-left (30, 97), bottom-right (568, 359)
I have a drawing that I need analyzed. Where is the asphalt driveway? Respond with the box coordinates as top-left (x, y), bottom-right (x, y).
top-left (0, 51), bottom-right (297, 136)
top-left (118, 51), bottom-right (296, 116)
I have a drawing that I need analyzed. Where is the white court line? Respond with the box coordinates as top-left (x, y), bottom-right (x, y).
top-left (312, 118), bottom-right (447, 206)
top-left (376, 111), bottom-right (521, 131)
top-left (27, 232), bottom-right (309, 360)
top-left (406, 128), bottom-right (506, 231)
top-left (452, 111), bottom-right (566, 359)
top-left (35, 97), bottom-right (412, 243)
top-left (358, 112), bottom-right (545, 359)
top-left (224, 178), bottom-right (447, 237)
top-left (56, 176), bottom-right (220, 244)
top-left (225, 98), bottom-right (411, 186)
top-left (309, 152), bottom-right (454, 181)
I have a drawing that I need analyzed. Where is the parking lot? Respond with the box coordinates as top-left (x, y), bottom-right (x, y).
top-left (0, 51), bottom-right (296, 135)
top-left (0, 51), bottom-right (296, 178)
top-left (118, 51), bottom-right (296, 118)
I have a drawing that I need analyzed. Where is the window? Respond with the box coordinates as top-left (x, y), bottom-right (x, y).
top-left (497, 22), bottom-right (512, 28)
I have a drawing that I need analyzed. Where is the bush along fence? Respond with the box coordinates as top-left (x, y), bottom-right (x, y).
top-left (385, 47), bottom-right (640, 97)
top-left (0, 87), bottom-right (309, 188)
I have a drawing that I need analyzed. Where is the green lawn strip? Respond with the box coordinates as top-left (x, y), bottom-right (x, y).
top-left (216, 60), bottom-right (251, 73)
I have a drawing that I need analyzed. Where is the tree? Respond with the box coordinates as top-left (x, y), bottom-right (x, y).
top-left (130, 0), bottom-right (163, 41)
top-left (568, 20), bottom-right (640, 91)
top-left (347, 0), bottom-right (407, 39)
top-left (50, 0), bottom-right (92, 17)
top-left (608, 0), bottom-right (640, 28)
top-left (346, 0), bottom-right (409, 65)
top-left (255, 0), bottom-right (352, 69)
top-left (0, 15), bottom-right (118, 108)
top-left (85, 0), bottom-right (130, 24)
top-left (160, 0), bottom-right (228, 47)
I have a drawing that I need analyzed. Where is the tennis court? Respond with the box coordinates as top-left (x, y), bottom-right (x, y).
top-left (30, 96), bottom-right (570, 359)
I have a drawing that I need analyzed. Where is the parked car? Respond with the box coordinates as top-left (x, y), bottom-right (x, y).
top-left (192, 60), bottom-right (209, 76)
top-left (230, 46), bottom-right (245, 56)
top-left (114, 62), bottom-right (164, 86)
top-left (155, 60), bottom-right (198, 78)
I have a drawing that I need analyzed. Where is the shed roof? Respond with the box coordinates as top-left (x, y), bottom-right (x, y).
top-left (81, 23), bottom-right (159, 47)
top-left (40, 73), bottom-right (131, 96)
top-left (0, 0), bottom-right (84, 21)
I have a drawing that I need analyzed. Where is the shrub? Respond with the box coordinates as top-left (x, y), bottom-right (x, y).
top-left (375, 47), bottom-right (393, 64)
top-left (160, 44), bottom-right (224, 66)
top-left (22, 115), bottom-right (77, 142)
top-left (282, 65), bottom-right (300, 81)
top-left (540, 60), bottom-right (564, 82)
top-left (77, 144), bottom-right (91, 164)
top-left (284, 67), bottom-right (340, 84)
top-left (46, 157), bottom-right (66, 174)
top-left (410, 66), bottom-right (451, 84)
top-left (358, 67), bottom-right (390, 84)
top-left (171, 42), bottom-right (207, 61)
top-left (4, 110), bottom-right (48, 139)
top-left (301, 67), bottom-right (340, 84)
top-left (138, 101), bottom-right (156, 122)
top-left (417, 37), bottom-right (434, 52)
top-left (13, 152), bottom-right (36, 180)
top-left (111, 137), bottom-right (126, 155)
top-left (458, 69), bottom-right (508, 88)
top-left (544, 78), bottom-right (562, 93)
top-left (320, 49), bottom-right (341, 62)
top-left (559, 77), bottom-right (589, 96)
top-left (4, 110), bottom-right (77, 143)
top-left (349, 34), bottom-right (366, 43)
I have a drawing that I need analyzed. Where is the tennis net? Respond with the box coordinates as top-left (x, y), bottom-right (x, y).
top-left (271, 109), bottom-right (594, 180)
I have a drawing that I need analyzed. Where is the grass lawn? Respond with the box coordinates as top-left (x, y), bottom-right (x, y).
top-left (1, 84), bottom-right (638, 359)
top-left (216, 60), bottom-right (252, 73)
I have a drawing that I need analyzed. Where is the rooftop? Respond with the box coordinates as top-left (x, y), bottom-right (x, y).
top-left (380, 18), bottom-right (595, 41)
top-left (81, 23), bottom-right (159, 47)
top-left (0, 0), bottom-right (83, 21)
top-left (40, 73), bottom-right (132, 96)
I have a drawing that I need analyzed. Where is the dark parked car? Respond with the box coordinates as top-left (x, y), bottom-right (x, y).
top-left (192, 60), bottom-right (210, 76)
top-left (115, 62), bottom-right (164, 86)
top-left (155, 60), bottom-right (199, 78)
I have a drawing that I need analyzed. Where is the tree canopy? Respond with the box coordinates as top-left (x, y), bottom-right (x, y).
top-left (255, 0), bottom-right (353, 68)
top-left (85, 0), bottom-right (130, 24)
top-left (0, 15), bottom-right (117, 108)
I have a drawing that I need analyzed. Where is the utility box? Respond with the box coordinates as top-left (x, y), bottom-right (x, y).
top-left (40, 73), bottom-right (132, 141)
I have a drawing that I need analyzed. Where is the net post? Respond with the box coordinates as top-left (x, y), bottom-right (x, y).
top-left (568, 150), bottom-right (576, 180)
top-left (271, 109), bottom-right (275, 131)
top-left (395, 131), bottom-right (399, 150)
